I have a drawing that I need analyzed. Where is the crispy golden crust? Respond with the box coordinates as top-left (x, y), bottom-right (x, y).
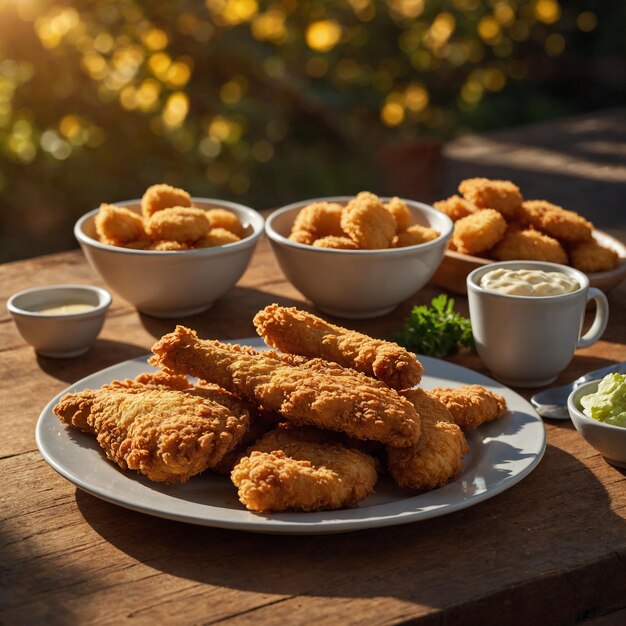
top-left (195, 227), bottom-right (241, 247)
top-left (434, 195), bottom-right (478, 222)
top-left (385, 197), bottom-right (412, 232)
top-left (206, 208), bottom-right (243, 237)
top-left (231, 426), bottom-right (378, 512)
top-left (518, 200), bottom-right (593, 243)
top-left (392, 224), bottom-right (439, 247)
top-left (150, 326), bottom-right (421, 446)
top-left (387, 389), bottom-right (468, 492)
top-left (253, 304), bottom-right (423, 390)
top-left (291, 202), bottom-right (345, 241)
top-left (288, 230), bottom-right (316, 245)
top-left (148, 240), bottom-right (191, 251)
top-left (429, 385), bottom-right (507, 431)
top-left (569, 239), bottom-right (619, 272)
top-left (492, 228), bottom-right (568, 264)
top-left (95, 203), bottom-right (146, 245)
top-left (452, 208), bottom-right (507, 255)
top-left (312, 236), bottom-right (358, 250)
top-left (141, 184), bottom-right (192, 220)
top-left (340, 192), bottom-right (396, 249)
top-left (459, 178), bottom-right (522, 220)
top-left (145, 207), bottom-right (211, 243)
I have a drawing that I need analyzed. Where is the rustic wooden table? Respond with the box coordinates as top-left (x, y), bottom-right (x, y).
top-left (2, 111), bottom-right (626, 625)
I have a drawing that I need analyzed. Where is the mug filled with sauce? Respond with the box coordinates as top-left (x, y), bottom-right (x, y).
top-left (467, 261), bottom-right (609, 387)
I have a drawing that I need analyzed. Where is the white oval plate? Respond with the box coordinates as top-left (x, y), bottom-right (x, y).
top-left (36, 338), bottom-right (546, 534)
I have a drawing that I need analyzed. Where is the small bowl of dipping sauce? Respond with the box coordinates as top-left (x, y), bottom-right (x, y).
top-left (7, 285), bottom-right (112, 358)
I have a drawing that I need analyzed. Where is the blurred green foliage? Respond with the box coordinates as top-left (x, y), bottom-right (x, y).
top-left (0, 0), bottom-right (623, 261)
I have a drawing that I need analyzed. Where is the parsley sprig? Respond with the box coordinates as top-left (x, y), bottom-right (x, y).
top-left (396, 294), bottom-right (475, 358)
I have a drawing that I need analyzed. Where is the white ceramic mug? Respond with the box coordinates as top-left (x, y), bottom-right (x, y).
top-left (467, 261), bottom-right (609, 387)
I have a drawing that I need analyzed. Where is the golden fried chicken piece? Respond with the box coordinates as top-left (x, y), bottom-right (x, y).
top-left (253, 304), bottom-right (423, 390)
top-left (145, 207), bottom-right (211, 243)
top-left (452, 208), bottom-right (507, 255)
top-left (289, 230), bottom-right (316, 245)
top-left (150, 326), bottom-right (421, 446)
top-left (459, 178), bottom-right (523, 220)
top-left (492, 228), bottom-right (568, 264)
top-left (429, 385), bottom-right (507, 431)
top-left (340, 192), bottom-right (396, 249)
top-left (290, 202), bottom-right (345, 241)
top-left (518, 200), bottom-right (593, 243)
top-left (141, 183), bottom-right (192, 220)
top-left (385, 197), bottom-right (412, 232)
top-left (387, 389), bottom-right (468, 492)
top-left (231, 425), bottom-right (378, 512)
top-left (206, 208), bottom-right (244, 237)
top-left (392, 224), bottom-right (440, 247)
top-left (95, 203), bottom-right (147, 245)
top-left (195, 227), bottom-right (241, 247)
top-left (312, 235), bottom-right (358, 250)
top-left (148, 240), bottom-right (191, 251)
top-left (53, 384), bottom-right (250, 483)
top-left (434, 195), bottom-right (479, 222)
top-left (569, 239), bottom-right (619, 272)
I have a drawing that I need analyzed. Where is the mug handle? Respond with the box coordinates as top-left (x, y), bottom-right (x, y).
top-left (577, 287), bottom-right (609, 348)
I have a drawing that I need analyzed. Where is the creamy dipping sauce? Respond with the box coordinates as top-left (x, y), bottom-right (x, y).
top-left (33, 302), bottom-right (96, 315)
top-left (480, 268), bottom-right (579, 297)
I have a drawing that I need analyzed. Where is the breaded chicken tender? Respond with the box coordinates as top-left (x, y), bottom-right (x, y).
top-left (385, 197), bottom-right (412, 232)
top-left (95, 203), bottom-right (147, 245)
top-left (569, 239), bottom-right (619, 272)
top-left (340, 192), bottom-right (396, 249)
top-left (519, 200), bottom-right (593, 243)
top-left (253, 304), bottom-right (423, 390)
top-left (53, 384), bottom-right (250, 483)
top-left (429, 385), bottom-right (507, 431)
top-left (492, 228), bottom-right (568, 264)
top-left (312, 236), bottom-right (358, 250)
top-left (145, 207), bottom-right (211, 243)
top-left (387, 389), bottom-right (468, 492)
top-left (291, 202), bottom-right (345, 241)
top-left (452, 208), bottom-right (507, 255)
top-left (195, 227), bottom-right (241, 247)
top-left (150, 326), bottom-right (421, 446)
top-left (206, 208), bottom-right (244, 237)
top-left (141, 183), bottom-right (192, 220)
top-left (434, 195), bottom-right (479, 222)
top-left (231, 425), bottom-right (378, 512)
top-left (392, 224), bottom-right (440, 248)
top-left (459, 178), bottom-right (522, 220)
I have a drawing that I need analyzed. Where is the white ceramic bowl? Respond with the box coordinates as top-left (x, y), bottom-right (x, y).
top-left (265, 197), bottom-right (453, 318)
top-left (75, 198), bottom-right (264, 318)
top-left (568, 380), bottom-right (626, 468)
top-left (7, 285), bottom-right (112, 358)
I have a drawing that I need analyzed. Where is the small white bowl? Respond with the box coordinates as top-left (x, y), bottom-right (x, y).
top-left (568, 379), bottom-right (626, 468)
top-left (75, 198), bottom-right (264, 318)
top-left (265, 197), bottom-right (453, 319)
top-left (7, 285), bottom-right (112, 358)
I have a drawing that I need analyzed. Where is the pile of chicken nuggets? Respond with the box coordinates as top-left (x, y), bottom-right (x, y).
top-left (95, 183), bottom-right (245, 251)
top-left (54, 305), bottom-right (507, 513)
top-left (435, 178), bottom-right (619, 273)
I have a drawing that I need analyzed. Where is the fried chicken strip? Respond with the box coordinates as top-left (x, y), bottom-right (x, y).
top-left (231, 425), bottom-right (378, 512)
top-left (150, 326), bottom-right (421, 446)
top-left (253, 304), bottom-right (423, 390)
top-left (429, 385), bottom-right (507, 430)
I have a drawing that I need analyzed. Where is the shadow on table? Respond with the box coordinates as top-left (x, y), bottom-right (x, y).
top-left (71, 444), bottom-right (626, 623)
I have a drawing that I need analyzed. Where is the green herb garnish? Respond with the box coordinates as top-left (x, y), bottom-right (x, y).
top-left (396, 294), bottom-right (474, 358)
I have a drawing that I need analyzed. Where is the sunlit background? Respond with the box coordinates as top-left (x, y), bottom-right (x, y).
top-left (0, 0), bottom-right (623, 262)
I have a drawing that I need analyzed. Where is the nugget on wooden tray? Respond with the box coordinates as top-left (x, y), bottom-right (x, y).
top-left (459, 178), bottom-right (523, 220)
top-left (141, 183), bottom-right (192, 219)
top-left (452, 208), bottom-right (507, 255)
top-left (231, 425), bottom-right (379, 512)
top-left (387, 389), bottom-right (468, 492)
top-left (95, 203), bottom-right (147, 245)
top-left (340, 192), bottom-right (396, 249)
top-left (385, 197), bottom-right (412, 232)
top-left (145, 207), bottom-right (211, 243)
top-left (569, 239), bottom-right (619, 272)
top-left (518, 200), bottom-right (592, 243)
top-left (429, 385), bottom-right (507, 431)
top-left (253, 304), bottom-right (423, 390)
top-left (393, 224), bottom-right (440, 247)
top-left (492, 228), bottom-right (568, 264)
top-left (434, 195), bottom-right (478, 222)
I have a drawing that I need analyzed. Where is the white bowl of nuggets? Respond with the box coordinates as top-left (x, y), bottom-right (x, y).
top-left (431, 177), bottom-right (626, 294)
top-left (53, 305), bottom-right (508, 515)
top-left (266, 192), bottom-right (453, 319)
top-left (75, 184), bottom-right (264, 318)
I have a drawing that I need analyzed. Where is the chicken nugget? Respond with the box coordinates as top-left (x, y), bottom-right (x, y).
top-left (231, 425), bottom-right (378, 512)
top-left (429, 385), bottom-right (507, 431)
top-left (434, 195), bottom-right (479, 222)
top-left (459, 178), bottom-right (522, 220)
top-left (148, 240), bottom-right (191, 251)
top-left (141, 184), bottom-right (192, 220)
top-left (195, 227), bottom-right (241, 247)
top-left (312, 236), bottom-right (358, 250)
top-left (340, 192), bottom-right (396, 249)
top-left (206, 208), bottom-right (244, 237)
top-left (95, 203), bottom-right (147, 245)
top-left (388, 389), bottom-right (468, 492)
top-left (452, 208), bottom-right (507, 255)
top-left (289, 230), bottom-right (316, 245)
top-left (291, 202), bottom-right (345, 242)
top-left (385, 197), bottom-right (412, 232)
top-left (518, 200), bottom-right (593, 243)
top-left (569, 239), bottom-right (619, 273)
top-left (145, 207), bottom-right (211, 243)
top-left (393, 225), bottom-right (440, 247)
top-left (492, 228), bottom-right (568, 264)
